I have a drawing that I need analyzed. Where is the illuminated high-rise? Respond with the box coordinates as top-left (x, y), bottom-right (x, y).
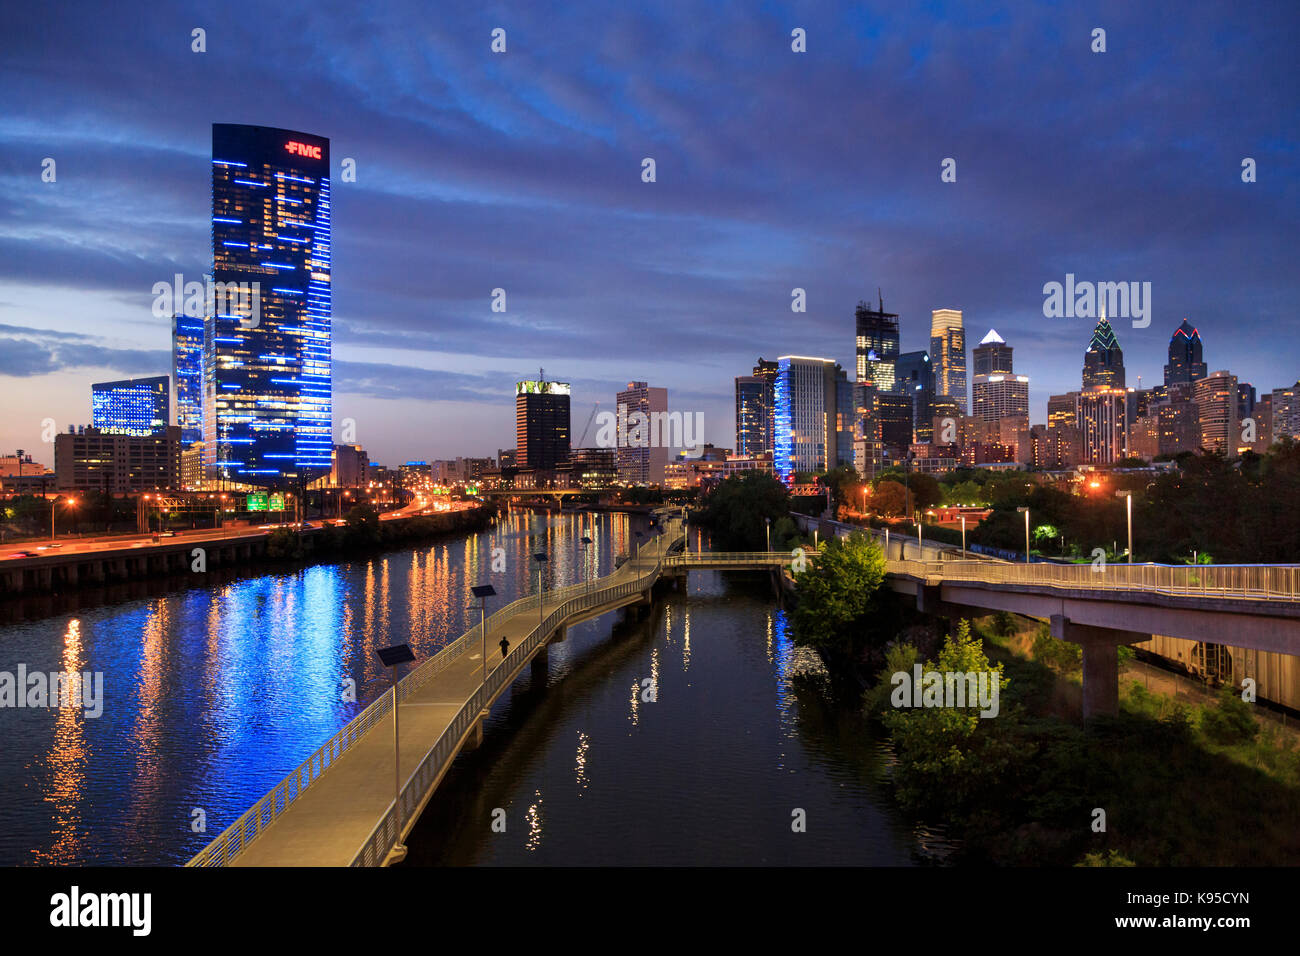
top-left (1164, 318), bottom-right (1207, 387)
top-left (205, 123), bottom-right (332, 485)
top-left (855, 297), bottom-right (899, 392)
top-left (91, 376), bottom-right (169, 437)
top-left (516, 377), bottom-right (571, 471)
top-left (930, 309), bottom-right (967, 415)
top-left (774, 356), bottom-right (852, 481)
top-left (1082, 314), bottom-right (1126, 390)
top-left (172, 311), bottom-right (204, 446)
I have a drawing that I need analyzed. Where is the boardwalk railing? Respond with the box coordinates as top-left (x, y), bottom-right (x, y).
top-left (887, 558), bottom-right (1300, 603)
top-left (188, 515), bottom-right (686, 868)
top-left (663, 550), bottom-right (820, 568)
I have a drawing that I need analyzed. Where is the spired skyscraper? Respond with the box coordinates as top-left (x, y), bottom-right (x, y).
top-left (1164, 318), bottom-right (1208, 387)
top-left (1082, 313), bottom-right (1126, 390)
top-left (930, 309), bottom-right (967, 415)
top-left (205, 124), bottom-right (332, 485)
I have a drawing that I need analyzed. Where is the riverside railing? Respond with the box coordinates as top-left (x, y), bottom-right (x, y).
top-left (187, 515), bottom-right (686, 868)
top-left (886, 558), bottom-right (1300, 603)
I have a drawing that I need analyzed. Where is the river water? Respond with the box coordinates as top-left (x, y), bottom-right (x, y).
top-left (0, 508), bottom-right (926, 866)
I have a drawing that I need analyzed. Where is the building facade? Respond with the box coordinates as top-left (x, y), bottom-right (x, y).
top-left (1164, 318), bottom-right (1208, 387)
top-left (774, 356), bottom-right (852, 481)
top-left (1194, 370), bottom-right (1240, 454)
top-left (855, 298), bottom-right (900, 392)
top-left (516, 378), bottom-right (571, 471)
top-left (91, 376), bottom-right (169, 437)
top-left (172, 311), bottom-right (204, 446)
top-left (55, 426), bottom-right (182, 492)
top-left (205, 124), bottom-right (332, 485)
top-left (615, 381), bottom-right (667, 485)
top-left (930, 309), bottom-right (967, 415)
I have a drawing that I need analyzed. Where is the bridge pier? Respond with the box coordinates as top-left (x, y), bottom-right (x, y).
top-left (461, 711), bottom-right (489, 752)
top-left (1051, 615), bottom-right (1148, 719)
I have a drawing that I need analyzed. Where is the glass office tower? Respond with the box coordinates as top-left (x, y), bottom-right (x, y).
top-left (91, 376), bottom-right (169, 436)
top-left (205, 123), bottom-right (332, 485)
top-left (172, 311), bottom-right (204, 446)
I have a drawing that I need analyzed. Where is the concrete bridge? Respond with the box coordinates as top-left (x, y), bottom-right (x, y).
top-left (190, 508), bottom-right (691, 867)
top-left (794, 514), bottom-right (1300, 717)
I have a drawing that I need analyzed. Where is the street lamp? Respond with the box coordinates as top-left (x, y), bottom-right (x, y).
top-left (579, 535), bottom-right (593, 591)
top-left (376, 642), bottom-right (416, 865)
top-left (1115, 490), bottom-right (1133, 564)
top-left (960, 513), bottom-right (967, 559)
top-left (764, 516), bottom-right (771, 552)
top-left (51, 496), bottom-right (77, 539)
top-left (470, 584), bottom-right (497, 686)
top-left (532, 552), bottom-right (548, 628)
top-left (1016, 506), bottom-right (1030, 563)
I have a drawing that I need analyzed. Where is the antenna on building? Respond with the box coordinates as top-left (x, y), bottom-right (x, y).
top-left (539, 367), bottom-right (545, 381)
top-left (878, 288), bottom-right (884, 313)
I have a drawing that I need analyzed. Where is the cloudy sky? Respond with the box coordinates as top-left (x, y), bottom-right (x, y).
top-left (1, 0), bottom-right (1296, 466)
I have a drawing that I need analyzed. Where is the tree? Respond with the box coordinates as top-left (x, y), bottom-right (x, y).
top-left (697, 472), bottom-right (790, 549)
top-left (819, 465), bottom-right (861, 514)
top-left (878, 620), bottom-right (1014, 813)
top-left (344, 502), bottom-right (382, 547)
top-left (872, 480), bottom-right (908, 517)
top-left (790, 533), bottom-right (886, 658)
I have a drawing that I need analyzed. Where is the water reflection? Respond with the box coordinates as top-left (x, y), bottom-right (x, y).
top-left (0, 506), bottom-right (647, 865)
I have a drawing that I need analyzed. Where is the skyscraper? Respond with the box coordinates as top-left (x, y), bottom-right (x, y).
top-left (855, 296), bottom-right (899, 392)
top-left (91, 376), bottom-right (169, 437)
top-left (616, 381), bottom-right (667, 485)
top-left (971, 330), bottom-right (1029, 427)
top-left (1194, 371), bottom-right (1240, 454)
top-left (172, 311), bottom-right (204, 446)
top-left (734, 358), bottom-right (778, 456)
top-left (1272, 382), bottom-right (1300, 441)
top-left (895, 350), bottom-right (935, 442)
top-left (205, 123), bottom-right (332, 485)
top-left (930, 309), bottom-right (967, 415)
top-left (774, 356), bottom-right (852, 481)
top-left (1082, 314), bottom-right (1126, 390)
top-left (1164, 318), bottom-right (1207, 387)
top-left (1078, 388), bottom-right (1128, 464)
top-left (516, 377), bottom-right (571, 471)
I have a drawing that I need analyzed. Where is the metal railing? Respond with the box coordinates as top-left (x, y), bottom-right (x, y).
top-left (663, 549), bottom-right (821, 567)
top-left (188, 514), bottom-right (686, 868)
top-left (887, 558), bottom-right (1300, 603)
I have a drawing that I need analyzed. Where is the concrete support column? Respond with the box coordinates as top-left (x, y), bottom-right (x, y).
top-left (551, 625), bottom-right (567, 643)
top-left (1051, 615), bottom-right (1148, 719)
top-left (461, 712), bottom-right (488, 752)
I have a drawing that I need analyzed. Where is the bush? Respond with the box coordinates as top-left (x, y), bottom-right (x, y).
top-left (1031, 624), bottom-right (1082, 673)
top-left (1199, 685), bottom-right (1260, 746)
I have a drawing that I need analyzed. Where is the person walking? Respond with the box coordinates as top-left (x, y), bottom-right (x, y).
top-left (499, 636), bottom-right (510, 659)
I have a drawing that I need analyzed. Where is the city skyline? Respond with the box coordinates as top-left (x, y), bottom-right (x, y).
top-left (1, 2), bottom-right (1296, 467)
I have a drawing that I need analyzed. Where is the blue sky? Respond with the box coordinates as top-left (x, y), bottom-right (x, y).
top-left (1, 0), bottom-right (1296, 465)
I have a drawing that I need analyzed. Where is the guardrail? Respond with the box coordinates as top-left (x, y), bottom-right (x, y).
top-left (887, 558), bottom-right (1300, 603)
top-left (663, 549), bottom-right (821, 567)
top-left (187, 514), bottom-right (686, 868)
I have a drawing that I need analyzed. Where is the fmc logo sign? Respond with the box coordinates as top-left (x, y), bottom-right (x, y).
top-left (284, 140), bottom-right (322, 159)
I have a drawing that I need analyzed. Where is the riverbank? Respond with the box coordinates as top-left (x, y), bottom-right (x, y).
top-left (857, 607), bottom-right (1300, 865)
top-left (0, 503), bottom-right (495, 623)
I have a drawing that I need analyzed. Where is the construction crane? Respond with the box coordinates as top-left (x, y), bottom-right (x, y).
top-left (576, 401), bottom-right (601, 448)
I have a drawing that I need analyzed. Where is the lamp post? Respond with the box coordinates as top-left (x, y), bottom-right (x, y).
top-left (960, 514), bottom-right (967, 558)
top-left (1017, 506), bottom-right (1030, 563)
top-left (470, 584), bottom-right (497, 686)
top-left (376, 642), bottom-right (415, 865)
top-left (532, 552), bottom-right (548, 628)
top-left (764, 517), bottom-right (770, 552)
top-left (580, 535), bottom-right (593, 591)
top-left (1115, 490), bottom-right (1133, 564)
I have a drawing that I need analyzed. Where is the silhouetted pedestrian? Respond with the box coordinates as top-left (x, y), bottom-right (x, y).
top-left (499, 636), bottom-right (509, 658)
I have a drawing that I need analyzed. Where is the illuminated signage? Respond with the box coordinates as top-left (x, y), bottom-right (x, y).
top-left (269, 493), bottom-right (285, 511)
top-left (247, 493), bottom-right (268, 512)
top-left (516, 380), bottom-right (571, 396)
top-left (285, 141), bottom-right (322, 159)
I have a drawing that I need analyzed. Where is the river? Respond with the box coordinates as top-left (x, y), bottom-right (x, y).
top-left (0, 508), bottom-right (928, 866)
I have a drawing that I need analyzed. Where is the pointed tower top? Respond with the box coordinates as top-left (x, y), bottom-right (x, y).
top-left (979, 328), bottom-right (1005, 345)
